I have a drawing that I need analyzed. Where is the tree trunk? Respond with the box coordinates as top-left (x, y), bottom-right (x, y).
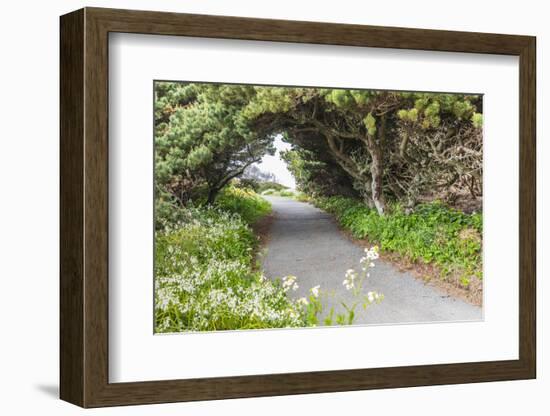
top-left (369, 146), bottom-right (386, 215)
top-left (206, 187), bottom-right (219, 205)
top-left (366, 115), bottom-right (386, 216)
top-left (362, 190), bottom-right (375, 209)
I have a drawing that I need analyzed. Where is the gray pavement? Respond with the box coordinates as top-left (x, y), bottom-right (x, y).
top-left (261, 196), bottom-right (482, 326)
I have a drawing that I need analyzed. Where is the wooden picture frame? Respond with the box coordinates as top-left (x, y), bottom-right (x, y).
top-left (60, 7), bottom-right (536, 408)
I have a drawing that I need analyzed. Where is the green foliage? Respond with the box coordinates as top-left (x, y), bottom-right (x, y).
top-left (326, 89), bottom-right (376, 108)
top-left (156, 185), bottom-right (270, 231)
top-left (154, 188), bottom-right (334, 332)
top-left (423, 100), bottom-right (441, 128)
top-left (281, 148), bottom-right (357, 199)
top-left (328, 89), bottom-right (354, 107)
top-left (314, 196), bottom-right (482, 277)
top-left (403, 93), bottom-right (481, 129)
top-left (261, 188), bottom-right (296, 197)
top-left (363, 112), bottom-right (377, 136)
top-left (279, 190), bottom-right (295, 197)
top-left (155, 81), bottom-right (274, 204)
top-left (152, 81), bottom-right (484, 331)
top-left (156, 82), bottom-right (482, 211)
top-left (244, 86), bottom-right (482, 211)
top-left (257, 181), bottom-right (288, 193)
top-left (242, 86), bottom-right (295, 119)
top-left (231, 177), bottom-right (260, 192)
top-left (155, 190), bottom-right (192, 231)
top-left (452, 99), bottom-right (474, 119)
top-left (215, 186), bottom-right (271, 224)
top-left (155, 205), bottom-right (310, 332)
top-left (472, 112), bottom-right (483, 128)
top-left (397, 108), bottom-right (419, 122)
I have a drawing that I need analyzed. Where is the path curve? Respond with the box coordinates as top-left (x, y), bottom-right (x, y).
top-left (261, 196), bottom-right (482, 325)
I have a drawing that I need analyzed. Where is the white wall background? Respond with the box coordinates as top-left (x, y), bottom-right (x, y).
top-left (0, 0), bottom-right (546, 414)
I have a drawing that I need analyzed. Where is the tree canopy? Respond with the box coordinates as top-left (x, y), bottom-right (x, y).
top-left (155, 82), bottom-right (275, 204)
top-left (155, 82), bottom-right (483, 214)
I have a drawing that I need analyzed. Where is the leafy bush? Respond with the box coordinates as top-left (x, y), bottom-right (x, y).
top-left (155, 206), bottom-right (310, 332)
top-left (314, 196), bottom-right (482, 279)
top-left (257, 181), bottom-right (288, 193)
top-left (215, 186), bottom-right (271, 224)
top-left (231, 177), bottom-right (260, 192)
top-left (156, 185), bottom-right (270, 230)
top-left (294, 192), bottom-right (311, 203)
top-left (261, 188), bottom-right (297, 198)
top-left (155, 191), bottom-right (193, 231)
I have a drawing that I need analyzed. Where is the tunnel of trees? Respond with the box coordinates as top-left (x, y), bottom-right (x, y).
top-left (154, 81), bottom-right (484, 332)
top-left (154, 81), bottom-right (483, 215)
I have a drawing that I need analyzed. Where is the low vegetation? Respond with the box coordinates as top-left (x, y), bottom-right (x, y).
top-left (256, 181), bottom-right (288, 194)
top-left (155, 186), bottom-right (310, 332)
top-left (215, 186), bottom-right (271, 224)
top-left (261, 188), bottom-right (297, 197)
top-left (314, 196), bottom-right (482, 289)
top-left (155, 186), bottom-right (381, 332)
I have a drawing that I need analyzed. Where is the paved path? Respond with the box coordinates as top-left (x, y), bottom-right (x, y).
top-left (261, 196), bottom-right (482, 326)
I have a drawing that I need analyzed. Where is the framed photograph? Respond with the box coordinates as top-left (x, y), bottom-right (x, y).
top-left (60, 7), bottom-right (536, 408)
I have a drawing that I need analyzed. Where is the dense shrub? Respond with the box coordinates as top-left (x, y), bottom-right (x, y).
top-left (231, 177), bottom-right (260, 192)
top-left (257, 181), bottom-right (288, 193)
top-left (155, 190), bottom-right (193, 231)
top-left (278, 189), bottom-right (295, 197)
top-left (261, 188), bottom-right (297, 198)
top-left (153, 186), bottom-right (337, 332)
top-left (155, 205), bottom-right (311, 332)
top-left (215, 186), bottom-right (271, 224)
top-left (314, 196), bottom-right (482, 281)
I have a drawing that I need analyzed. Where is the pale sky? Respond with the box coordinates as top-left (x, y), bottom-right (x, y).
top-left (255, 134), bottom-right (296, 189)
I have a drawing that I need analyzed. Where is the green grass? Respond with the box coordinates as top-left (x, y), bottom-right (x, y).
top-left (314, 196), bottom-right (482, 283)
top-left (257, 181), bottom-right (288, 193)
top-left (261, 188), bottom-right (300, 198)
top-left (216, 186), bottom-right (272, 224)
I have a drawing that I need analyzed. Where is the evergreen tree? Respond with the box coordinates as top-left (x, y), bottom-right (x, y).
top-left (155, 82), bottom-right (274, 204)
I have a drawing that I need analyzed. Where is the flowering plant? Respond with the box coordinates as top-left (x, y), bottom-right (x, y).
top-left (155, 202), bottom-right (383, 332)
top-left (289, 247), bottom-right (384, 327)
top-left (328, 246), bottom-right (384, 325)
top-left (155, 207), bottom-right (309, 332)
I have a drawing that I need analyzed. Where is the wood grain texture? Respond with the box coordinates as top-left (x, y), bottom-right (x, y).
top-left (88, 7), bottom-right (532, 54)
top-left (59, 7), bottom-right (537, 408)
top-left (518, 38), bottom-right (537, 376)
top-left (59, 8), bottom-right (84, 407)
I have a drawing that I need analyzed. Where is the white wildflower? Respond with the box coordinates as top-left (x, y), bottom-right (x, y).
top-left (310, 285), bottom-right (320, 298)
top-left (282, 275), bottom-right (298, 292)
top-left (345, 269), bottom-right (357, 279)
top-left (343, 279), bottom-right (354, 290)
top-left (367, 291), bottom-right (383, 303)
top-left (297, 297), bottom-right (309, 306)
